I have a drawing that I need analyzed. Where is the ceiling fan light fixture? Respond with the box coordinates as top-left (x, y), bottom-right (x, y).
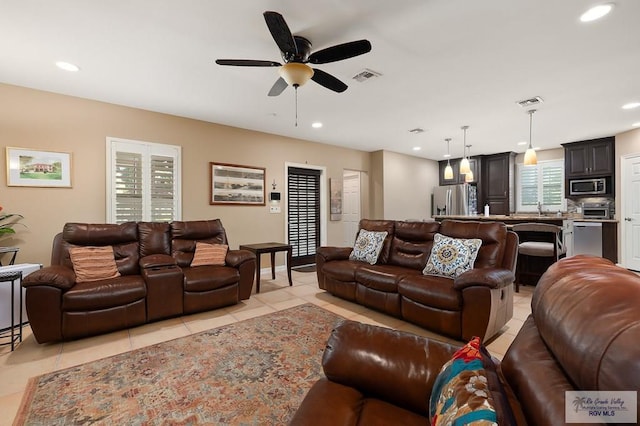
top-left (279, 62), bottom-right (314, 87)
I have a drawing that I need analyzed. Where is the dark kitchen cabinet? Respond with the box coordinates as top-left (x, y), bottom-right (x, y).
top-left (481, 152), bottom-right (515, 215)
top-left (438, 157), bottom-right (479, 186)
top-left (563, 137), bottom-right (614, 179)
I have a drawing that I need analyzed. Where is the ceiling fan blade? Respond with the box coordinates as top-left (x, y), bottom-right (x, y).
top-left (308, 40), bottom-right (372, 64)
top-left (215, 59), bottom-right (281, 67)
top-left (268, 77), bottom-right (288, 96)
top-left (263, 11), bottom-right (297, 55)
top-left (311, 68), bottom-right (347, 93)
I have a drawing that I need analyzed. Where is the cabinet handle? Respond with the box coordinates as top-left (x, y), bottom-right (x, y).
top-left (625, 217), bottom-right (633, 222)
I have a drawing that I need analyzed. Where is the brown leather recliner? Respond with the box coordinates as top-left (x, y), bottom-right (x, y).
top-left (316, 219), bottom-right (518, 341)
top-left (22, 219), bottom-right (255, 343)
top-left (291, 255), bottom-right (640, 425)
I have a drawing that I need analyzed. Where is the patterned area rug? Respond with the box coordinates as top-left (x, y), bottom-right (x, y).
top-left (15, 304), bottom-right (344, 425)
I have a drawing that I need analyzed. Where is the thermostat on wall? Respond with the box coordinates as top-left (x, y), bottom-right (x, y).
top-left (270, 192), bottom-right (281, 201)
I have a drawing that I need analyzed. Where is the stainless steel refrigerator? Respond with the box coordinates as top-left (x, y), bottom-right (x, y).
top-left (432, 184), bottom-right (477, 216)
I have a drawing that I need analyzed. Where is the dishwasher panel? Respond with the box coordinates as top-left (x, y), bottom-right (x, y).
top-left (573, 222), bottom-right (602, 257)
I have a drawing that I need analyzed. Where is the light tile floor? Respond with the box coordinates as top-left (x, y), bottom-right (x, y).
top-left (0, 270), bottom-right (533, 425)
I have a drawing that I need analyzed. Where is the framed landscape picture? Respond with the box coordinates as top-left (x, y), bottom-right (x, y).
top-left (210, 162), bottom-right (265, 205)
top-left (6, 147), bottom-right (72, 187)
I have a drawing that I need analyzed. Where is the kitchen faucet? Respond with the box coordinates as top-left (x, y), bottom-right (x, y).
top-left (537, 201), bottom-right (542, 216)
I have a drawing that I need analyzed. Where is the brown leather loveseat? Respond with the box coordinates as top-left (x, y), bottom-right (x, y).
top-left (316, 219), bottom-right (518, 341)
top-left (291, 255), bottom-right (640, 425)
top-left (22, 219), bottom-right (255, 343)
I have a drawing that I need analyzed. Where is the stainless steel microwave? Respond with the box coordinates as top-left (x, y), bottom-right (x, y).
top-left (569, 178), bottom-right (606, 196)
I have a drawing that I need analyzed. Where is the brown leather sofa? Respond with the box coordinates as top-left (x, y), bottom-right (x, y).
top-left (316, 219), bottom-right (518, 341)
top-left (22, 219), bottom-right (256, 343)
top-left (291, 255), bottom-right (640, 425)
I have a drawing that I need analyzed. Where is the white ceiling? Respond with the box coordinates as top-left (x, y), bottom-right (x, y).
top-left (2, 1), bottom-right (639, 160)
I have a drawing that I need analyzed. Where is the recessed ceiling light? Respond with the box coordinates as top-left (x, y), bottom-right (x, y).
top-left (412, 146), bottom-right (421, 151)
top-left (55, 61), bottom-right (80, 72)
top-left (443, 154), bottom-right (451, 158)
top-left (517, 141), bottom-right (528, 146)
top-left (580, 3), bottom-right (614, 22)
top-left (311, 122), bottom-right (323, 128)
top-left (622, 102), bottom-right (640, 110)
top-left (633, 122), bottom-right (640, 127)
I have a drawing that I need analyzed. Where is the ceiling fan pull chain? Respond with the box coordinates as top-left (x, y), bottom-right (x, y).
top-left (295, 86), bottom-right (298, 127)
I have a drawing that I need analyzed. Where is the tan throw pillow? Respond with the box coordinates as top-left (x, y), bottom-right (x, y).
top-left (191, 242), bottom-right (228, 267)
top-left (69, 246), bottom-right (121, 283)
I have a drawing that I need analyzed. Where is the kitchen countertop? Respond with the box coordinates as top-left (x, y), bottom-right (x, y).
top-left (432, 214), bottom-right (618, 223)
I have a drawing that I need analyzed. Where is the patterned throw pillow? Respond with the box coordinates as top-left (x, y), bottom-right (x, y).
top-left (191, 242), bottom-right (228, 267)
top-left (423, 233), bottom-right (482, 278)
top-left (69, 246), bottom-right (121, 283)
top-left (349, 230), bottom-right (388, 265)
top-left (429, 337), bottom-right (513, 425)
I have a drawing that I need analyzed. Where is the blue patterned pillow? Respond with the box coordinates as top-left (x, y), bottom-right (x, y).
top-left (429, 337), bottom-right (515, 425)
top-left (349, 230), bottom-right (388, 265)
top-left (423, 233), bottom-right (482, 278)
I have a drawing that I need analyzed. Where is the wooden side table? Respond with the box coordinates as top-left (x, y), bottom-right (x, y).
top-left (0, 271), bottom-right (23, 351)
top-left (239, 242), bottom-right (293, 293)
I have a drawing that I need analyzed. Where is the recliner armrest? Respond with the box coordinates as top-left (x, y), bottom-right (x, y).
top-left (139, 254), bottom-right (177, 269)
top-left (317, 246), bottom-right (352, 262)
top-left (322, 320), bottom-right (459, 416)
top-left (21, 265), bottom-right (76, 291)
top-left (225, 249), bottom-right (256, 268)
top-left (453, 267), bottom-right (515, 290)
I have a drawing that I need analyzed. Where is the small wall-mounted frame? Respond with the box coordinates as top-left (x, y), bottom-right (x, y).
top-left (6, 147), bottom-right (73, 187)
top-left (210, 162), bottom-right (266, 205)
top-left (330, 178), bottom-right (343, 221)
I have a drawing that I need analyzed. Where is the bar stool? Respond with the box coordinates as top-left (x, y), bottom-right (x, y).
top-left (512, 223), bottom-right (565, 292)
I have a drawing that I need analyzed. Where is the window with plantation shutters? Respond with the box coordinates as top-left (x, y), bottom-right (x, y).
top-left (287, 167), bottom-right (321, 267)
top-left (107, 137), bottom-right (181, 224)
top-left (516, 159), bottom-right (564, 212)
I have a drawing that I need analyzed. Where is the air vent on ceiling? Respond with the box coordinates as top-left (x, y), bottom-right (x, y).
top-left (516, 96), bottom-right (544, 107)
top-left (352, 68), bottom-right (382, 82)
top-left (408, 128), bottom-right (425, 134)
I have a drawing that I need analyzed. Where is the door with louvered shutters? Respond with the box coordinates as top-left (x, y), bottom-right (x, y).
top-left (287, 167), bottom-right (321, 267)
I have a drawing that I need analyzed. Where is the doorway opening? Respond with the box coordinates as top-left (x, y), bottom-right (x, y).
top-left (286, 165), bottom-right (325, 268)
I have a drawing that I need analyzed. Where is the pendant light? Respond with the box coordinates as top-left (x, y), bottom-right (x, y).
top-left (443, 138), bottom-right (453, 180)
top-left (524, 109), bottom-right (538, 166)
top-left (464, 145), bottom-right (474, 182)
top-left (459, 125), bottom-right (471, 174)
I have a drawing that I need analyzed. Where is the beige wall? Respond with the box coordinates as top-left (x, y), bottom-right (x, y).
top-left (0, 84), bottom-right (371, 265)
top-left (369, 150), bottom-right (385, 219)
top-left (381, 151), bottom-right (439, 220)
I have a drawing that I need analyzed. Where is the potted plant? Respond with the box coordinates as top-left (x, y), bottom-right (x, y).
top-left (0, 206), bottom-right (24, 237)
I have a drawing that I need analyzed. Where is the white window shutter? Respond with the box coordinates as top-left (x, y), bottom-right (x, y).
top-left (107, 138), bottom-right (181, 223)
top-left (517, 160), bottom-right (564, 212)
top-left (115, 151), bottom-right (144, 222)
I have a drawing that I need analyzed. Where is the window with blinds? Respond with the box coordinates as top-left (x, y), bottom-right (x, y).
top-left (516, 160), bottom-right (564, 212)
top-left (287, 167), bottom-right (321, 267)
top-left (107, 138), bottom-right (181, 224)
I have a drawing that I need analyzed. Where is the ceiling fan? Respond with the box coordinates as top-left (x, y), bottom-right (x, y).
top-left (215, 11), bottom-right (372, 96)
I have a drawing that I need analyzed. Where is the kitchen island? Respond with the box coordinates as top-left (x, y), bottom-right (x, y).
top-left (433, 214), bottom-right (618, 263)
